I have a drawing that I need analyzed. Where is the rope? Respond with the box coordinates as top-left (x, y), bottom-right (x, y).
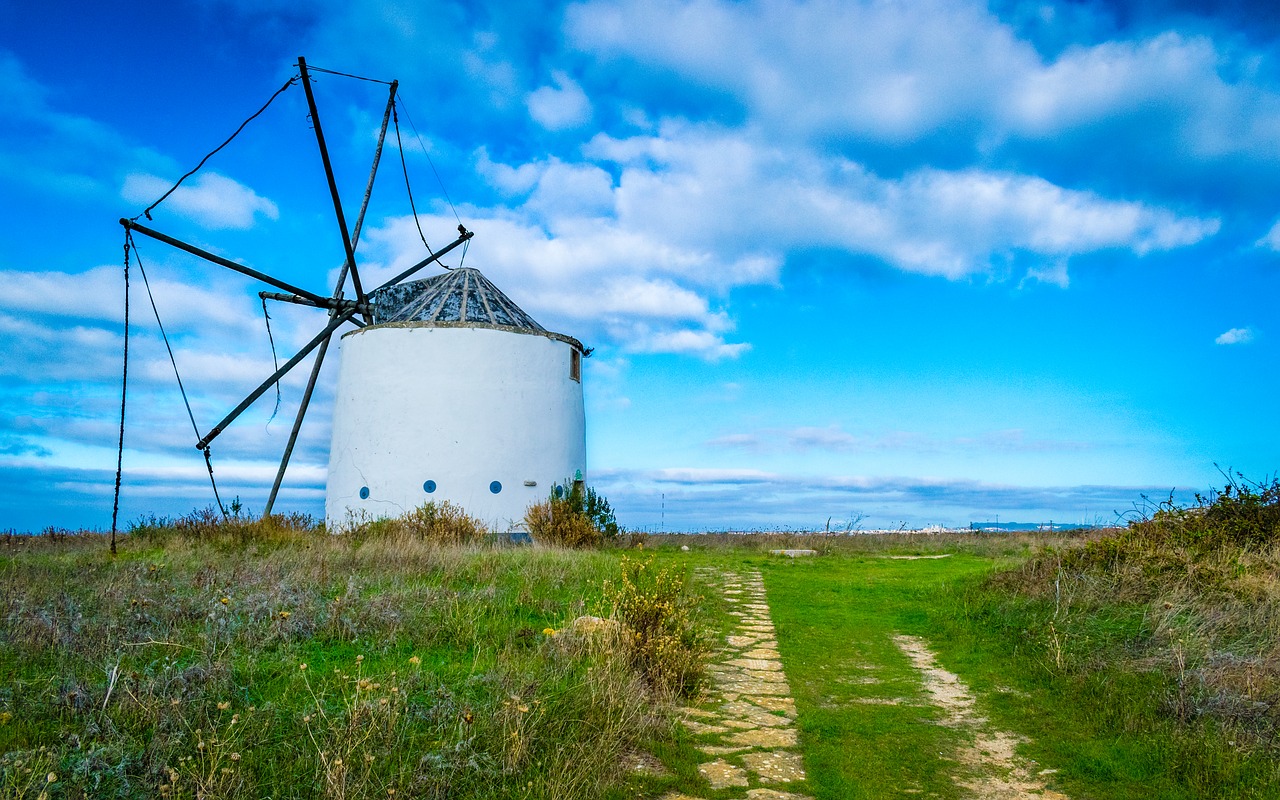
top-left (302, 63), bottom-right (395, 86)
top-left (127, 233), bottom-right (228, 518)
top-left (260, 296), bottom-right (282, 425)
top-left (133, 75), bottom-right (298, 222)
top-left (392, 102), bottom-right (444, 268)
top-left (110, 236), bottom-right (131, 555)
top-left (396, 96), bottom-right (463, 225)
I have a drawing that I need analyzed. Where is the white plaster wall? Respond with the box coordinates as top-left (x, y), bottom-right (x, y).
top-left (326, 325), bottom-right (586, 530)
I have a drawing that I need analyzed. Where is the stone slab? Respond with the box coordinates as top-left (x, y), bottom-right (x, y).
top-left (698, 759), bottom-right (749, 789)
top-left (742, 750), bottom-right (806, 783)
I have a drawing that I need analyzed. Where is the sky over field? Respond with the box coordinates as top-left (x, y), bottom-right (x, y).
top-left (1, 0), bottom-right (1277, 531)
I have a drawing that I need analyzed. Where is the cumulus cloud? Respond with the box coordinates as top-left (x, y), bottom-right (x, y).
top-left (1257, 220), bottom-right (1280, 251)
top-left (0, 266), bottom-right (260, 334)
top-left (429, 127), bottom-right (1220, 358)
top-left (568, 0), bottom-right (1280, 192)
top-left (588, 127), bottom-right (1217, 279)
top-left (359, 212), bottom-right (755, 359)
top-left (121, 172), bottom-right (279, 230)
top-left (527, 70), bottom-right (593, 130)
top-left (1215, 327), bottom-right (1255, 345)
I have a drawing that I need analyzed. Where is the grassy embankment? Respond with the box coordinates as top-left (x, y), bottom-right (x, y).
top-left (6, 478), bottom-right (1280, 799)
top-left (0, 516), bottom-right (708, 800)
top-left (651, 479), bottom-right (1280, 799)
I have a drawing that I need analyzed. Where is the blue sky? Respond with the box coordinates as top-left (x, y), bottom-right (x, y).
top-left (1, 0), bottom-right (1277, 532)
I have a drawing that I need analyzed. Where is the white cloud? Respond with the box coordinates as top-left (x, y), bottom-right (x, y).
top-left (786, 425), bottom-right (860, 451)
top-left (526, 70), bottom-right (593, 130)
top-left (1022, 258), bottom-right (1070, 288)
top-left (568, 0), bottom-right (1030, 141)
top-left (121, 172), bottom-right (279, 230)
top-left (567, 0), bottom-right (1280, 170)
top-left (590, 127), bottom-right (1218, 278)
top-left (1257, 220), bottom-right (1280, 251)
top-left (359, 212), bottom-right (755, 359)
top-left (1215, 327), bottom-right (1255, 345)
top-left (0, 266), bottom-right (261, 334)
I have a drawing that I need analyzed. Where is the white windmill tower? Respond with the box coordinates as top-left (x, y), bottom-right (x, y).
top-left (325, 268), bottom-right (588, 530)
top-left (112, 57), bottom-right (587, 534)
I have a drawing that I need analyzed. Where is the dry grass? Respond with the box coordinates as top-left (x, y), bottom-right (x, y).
top-left (993, 477), bottom-right (1280, 747)
top-left (0, 517), bottom-right (697, 799)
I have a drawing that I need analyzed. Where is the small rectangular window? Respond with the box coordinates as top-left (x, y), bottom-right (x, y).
top-left (570, 348), bottom-right (581, 382)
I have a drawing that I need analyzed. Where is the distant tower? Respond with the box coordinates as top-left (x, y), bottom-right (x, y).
top-left (325, 268), bottom-right (586, 530)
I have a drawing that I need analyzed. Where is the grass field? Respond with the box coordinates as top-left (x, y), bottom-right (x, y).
top-left (4, 492), bottom-right (1280, 799)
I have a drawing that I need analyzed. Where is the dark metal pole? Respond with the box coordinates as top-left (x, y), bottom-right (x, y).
top-left (196, 309), bottom-right (355, 449)
top-left (262, 80), bottom-right (399, 518)
top-left (258, 291), bottom-right (364, 313)
top-left (372, 226), bottom-right (473, 292)
top-left (120, 219), bottom-right (331, 306)
top-left (297, 57), bottom-right (367, 312)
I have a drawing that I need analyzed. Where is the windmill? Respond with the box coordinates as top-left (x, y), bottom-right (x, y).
top-left (115, 57), bottom-right (473, 523)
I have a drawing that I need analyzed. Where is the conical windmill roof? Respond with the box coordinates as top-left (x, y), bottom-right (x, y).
top-left (370, 268), bottom-right (545, 330)
top-left (366, 268), bottom-right (584, 351)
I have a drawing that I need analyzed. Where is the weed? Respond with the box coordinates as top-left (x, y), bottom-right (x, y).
top-left (602, 556), bottom-right (707, 697)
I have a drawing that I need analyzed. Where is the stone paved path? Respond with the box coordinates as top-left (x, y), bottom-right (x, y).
top-left (660, 569), bottom-right (813, 800)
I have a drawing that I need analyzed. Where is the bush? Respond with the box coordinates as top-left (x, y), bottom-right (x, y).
top-left (399, 500), bottom-right (488, 545)
top-left (525, 497), bottom-right (601, 548)
top-left (346, 501), bottom-right (487, 546)
top-left (524, 485), bottom-right (618, 548)
top-left (602, 556), bottom-right (707, 697)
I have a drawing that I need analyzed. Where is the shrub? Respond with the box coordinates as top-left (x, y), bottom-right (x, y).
top-left (399, 501), bottom-right (488, 545)
top-left (340, 501), bottom-right (488, 546)
top-left (602, 556), bottom-right (707, 697)
top-left (525, 497), bottom-right (601, 548)
top-left (524, 485), bottom-right (618, 548)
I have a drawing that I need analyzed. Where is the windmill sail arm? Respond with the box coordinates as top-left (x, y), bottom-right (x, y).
top-left (121, 219), bottom-right (330, 306)
top-left (298, 57), bottom-right (367, 313)
top-left (195, 308), bottom-right (356, 449)
top-left (372, 226), bottom-right (474, 294)
top-left (258, 291), bottom-right (369, 317)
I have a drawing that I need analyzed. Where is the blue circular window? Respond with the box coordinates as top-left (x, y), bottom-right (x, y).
top-left (423, 480), bottom-right (437, 493)
top-left (489, 480), bottom-right (502, 494)
top-left (554, 484), bottom-right (564, 498)
top-left (359, 486), bottom-right (370, 500)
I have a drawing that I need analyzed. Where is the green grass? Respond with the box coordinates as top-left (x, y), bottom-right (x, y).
top-left (753, 541), bottom-right (1280, 799)
top-left (8, 504), bottom-right (1280, 799)
top-left (0, 530), bottom-right (695, 799)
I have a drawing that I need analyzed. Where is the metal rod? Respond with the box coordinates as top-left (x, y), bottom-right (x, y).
top-left (373, 226), bottom-right (473, 292)
top-left (195, 309), bottom-right (355, 449)
top-left (298, 57), bottom-right (367, 310)
top-left (121, 219), bottom-right (330, 306)
top-left (329, 80), bottom-right (397, 306)
top-left (258, 291), bottom-right (366, 314)
top-left (261, 335), bottom-right (332, 517)
top-left (262, 81), bottom-right (398, 518)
